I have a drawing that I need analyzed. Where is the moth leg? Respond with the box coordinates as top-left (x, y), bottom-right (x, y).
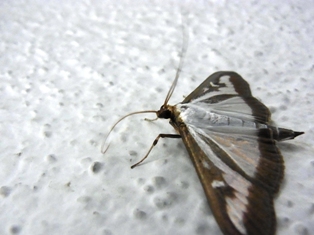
top-left (144, 117), bottom-right (158, 122)
top-left (131, 134), bottom-right (181, 169)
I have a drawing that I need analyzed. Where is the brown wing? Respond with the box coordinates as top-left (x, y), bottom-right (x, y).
top-left (182, 71), bottom-right (271, 124)
top-left (177, 124), bottom-right (282, 235)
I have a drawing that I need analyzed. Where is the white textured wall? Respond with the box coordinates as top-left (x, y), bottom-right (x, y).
top-left (0, 1), bottom-right (313, 235)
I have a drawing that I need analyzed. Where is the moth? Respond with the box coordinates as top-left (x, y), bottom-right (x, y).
top-left (104, 70), bottom-right (304, 235)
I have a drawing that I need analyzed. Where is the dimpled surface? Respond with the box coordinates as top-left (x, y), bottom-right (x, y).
top-left (0, 1), bottom-right (313, 235)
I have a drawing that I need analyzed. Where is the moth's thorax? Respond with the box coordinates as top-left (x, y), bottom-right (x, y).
top-left (175, 103), bottom-right (267, 129)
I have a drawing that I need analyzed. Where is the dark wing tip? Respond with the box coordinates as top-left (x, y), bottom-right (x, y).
top-left (293, 131), bottom-right (304, 138)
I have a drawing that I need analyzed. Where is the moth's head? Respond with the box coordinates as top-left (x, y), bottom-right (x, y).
top-left (157, 105), bottom-right (172, 119)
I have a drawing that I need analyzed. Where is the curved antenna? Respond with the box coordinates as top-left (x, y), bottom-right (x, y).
top-left (101, 110), bottom-right (157, 153)
top-left (163, 23), bottom-right (189, 106)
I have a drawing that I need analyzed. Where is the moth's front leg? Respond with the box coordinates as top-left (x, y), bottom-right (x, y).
top-left (131, 134), bottom-right (181, 169)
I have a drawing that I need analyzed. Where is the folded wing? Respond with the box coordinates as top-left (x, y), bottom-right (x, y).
top-left (182, 71), bottom-right (271, 124)
top-left (174, 72), bottom-right (283, 235)
top-left (179, 124), bottom-right (282, 235)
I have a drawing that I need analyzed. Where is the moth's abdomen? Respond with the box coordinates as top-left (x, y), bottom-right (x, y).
top-left (176, 104), bottom-right (304, 142)
top-left (268, 126), bottom-right (304, 141)
top-left (208, 112), bottom-right (268, 129)
top-left (180, 107), bottom-right (267, 129)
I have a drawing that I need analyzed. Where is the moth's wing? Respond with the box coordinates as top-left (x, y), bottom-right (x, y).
top-left (178, 125), bottom-right (283, 235)
top-left (175, 72), bottom-right (282, 234)
top-left (182, 71), bottom-right (271, 124)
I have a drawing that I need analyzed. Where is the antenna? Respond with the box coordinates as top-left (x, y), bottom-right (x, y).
top-left (102, 18), bottom-right (189, 168)
top-left (101, 110), bottom-right (157, 154)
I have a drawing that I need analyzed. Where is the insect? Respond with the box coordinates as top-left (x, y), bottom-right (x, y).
top-left (103, 62), bottom-right (304, 235)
